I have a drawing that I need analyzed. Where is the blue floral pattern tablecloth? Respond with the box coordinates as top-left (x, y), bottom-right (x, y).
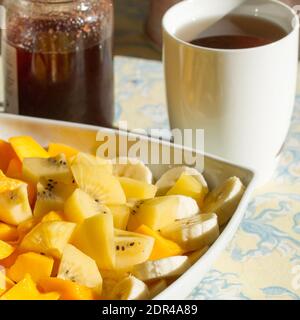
top-left (114, 56), bottom-right (300, 300)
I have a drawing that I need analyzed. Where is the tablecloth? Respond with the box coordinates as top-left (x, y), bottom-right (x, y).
top-left (115, 56), bottom-right (300, 300)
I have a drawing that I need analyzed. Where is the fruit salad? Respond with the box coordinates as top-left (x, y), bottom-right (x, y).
top-left (0, 136), bottom-right (245, 300)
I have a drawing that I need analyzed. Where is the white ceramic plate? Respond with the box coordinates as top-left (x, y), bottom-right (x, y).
top-left (0, 113), bottom-right (257, 300)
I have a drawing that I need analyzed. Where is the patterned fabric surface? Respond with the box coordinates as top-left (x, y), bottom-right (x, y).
top-left (114, 56), bottom-right (300, 300)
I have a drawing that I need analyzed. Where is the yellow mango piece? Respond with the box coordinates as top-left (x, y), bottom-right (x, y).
top-left (41, 211), bottom-right (64, 223)
top-left (38, 277), bottom-right (94, 300)
top-left (0, 223), bottom-right (18, 241)
top-left (166, 173), bottom-right (208, 207)
top-left (8, 252), bottom-right (54, 283)
top-left (0, 271), bottom-right (15, 296)
top-left (135, 225), bottom-right (183, 260)
top-left (1, 274), bottom-right (59, 300)
top-left (108, 205), bottom-right (130, 230)
top-left (36, 292), bottom-right (60, 300)
top-left (6, 158), bottom-right (22, 179)
top-left (9, 136), bottom-right (49, 162)
top-left (118, 177), bottom-right (157, 200)
top-left (0, 240), bottom-right (15, 259)
top-left (0, 140), bottom-right (17, 172)
top-left (48, 143), bottom-right (78, 159)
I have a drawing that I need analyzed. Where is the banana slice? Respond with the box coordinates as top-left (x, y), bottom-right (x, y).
top-left (155, 166), bottom-right (207, 196)
top-left (132, 256), bottom-right (191, 281)
top-left (176, 195), bottom-right (200, 219)
top-left (160, 214), bottom-right (219, 252)
top-left (100, 269), bottom-right (132, 300)
top-left (111, 276), bottom-right (149, 300)
top-left (203, 176), bottom-right (245, 226)
top-left (113, 157), bottom-right (153, 184)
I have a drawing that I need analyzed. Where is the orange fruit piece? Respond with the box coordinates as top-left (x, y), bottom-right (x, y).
top-left (0, 140), bottom-right (17, 172)
top-left (48, 143), bottom-right (78, 159)
top-left (0, 223), bottom-right (18, 242)
top-left (135, 224), bottom-right (183, 260)
top-left (9, 136), bottom-right (49, 162)
top-left (38, 277), bottom-right (94, 300)
top-left (8, 252), bottom-right (54, 283)
top-left (1, 274), bottom-right (59, 300)
top-left (6, 158), bottom-right (22, 179)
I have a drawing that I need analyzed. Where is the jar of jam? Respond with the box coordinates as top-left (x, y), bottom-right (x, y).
top-left (3, 0), bottom-right (114, 127)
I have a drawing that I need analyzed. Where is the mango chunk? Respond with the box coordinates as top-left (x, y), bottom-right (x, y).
top-left (38, 277), bottom-right (94, 300)
top-left (118, 177), bottom-right (157, 200)
top-left (6, 158), bottom-right (22, 179)
top-left (0, 240), bottom-right (15, 259)
top-left (166, 173), bottom-right (208, 207)
top-left (9, 136), bottom-right (49, 161)
top-left (48, 143), bottom-right (78, 159)
top-left (0, 223), bottom-right (18, 241)
top-left (8, 252), bottom-right (54, 283)
top-left (1, 274), bottom-right (59, 300)
top-left (0, 140), bottom-right (16, 172)
top-left (135, 225), bottom-right (183, 260)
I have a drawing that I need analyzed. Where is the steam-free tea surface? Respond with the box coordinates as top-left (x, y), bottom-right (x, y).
top-left (190, 14), bottom-right (287, 49)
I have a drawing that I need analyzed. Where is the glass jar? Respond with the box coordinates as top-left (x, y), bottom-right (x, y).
top-left (3, 0), bottom-right (114, 127)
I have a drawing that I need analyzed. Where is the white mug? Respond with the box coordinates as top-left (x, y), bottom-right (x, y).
top-left (163, 0), bottom-right (299, 184)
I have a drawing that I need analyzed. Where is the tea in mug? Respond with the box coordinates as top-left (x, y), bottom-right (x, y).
top-left (189, 14), bottom-right (287, 49)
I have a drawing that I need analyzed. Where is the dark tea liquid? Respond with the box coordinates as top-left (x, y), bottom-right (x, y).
top-left (5, 15), bottom-right (113, 127)
top-left (190, 14), bottom-right (287, 49)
